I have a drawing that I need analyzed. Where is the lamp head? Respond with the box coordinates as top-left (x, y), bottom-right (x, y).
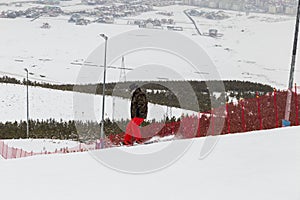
top-left (99, 33), bottom-right (108, 40)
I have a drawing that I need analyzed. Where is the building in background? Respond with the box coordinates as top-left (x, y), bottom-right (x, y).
top-left (182, 0), bottom-right (298, 15)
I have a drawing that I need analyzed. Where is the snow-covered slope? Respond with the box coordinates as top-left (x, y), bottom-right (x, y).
top-left (0, 5), bottom-right (299, 88)
top-left (191, 8), bottom-right (300, 88)
top-left (133, 5), bottom-right (300, 88)
top-left (0, 16), bottom-right (136, 84)
top-left (0, 126), bottom-right (299, 200)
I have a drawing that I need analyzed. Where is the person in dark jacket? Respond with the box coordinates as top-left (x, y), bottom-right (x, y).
top-left (130, 87), bottom-right (148, 119)
top-left (123, 86), bottom-right (148, 145)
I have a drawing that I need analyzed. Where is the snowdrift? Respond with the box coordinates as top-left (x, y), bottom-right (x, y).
top-left (0, 126), bottom-right (299, 200)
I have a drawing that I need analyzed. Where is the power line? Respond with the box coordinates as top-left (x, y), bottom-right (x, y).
top-left (0, 69), bottom-right (64, 84)
top-left (70, 62), bottom-right (134, 71)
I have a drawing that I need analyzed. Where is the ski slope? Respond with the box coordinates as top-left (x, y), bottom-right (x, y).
top-left (0, 126), bottom-right (299, 199)
top-left (0, 3), bottom-right (299, 199)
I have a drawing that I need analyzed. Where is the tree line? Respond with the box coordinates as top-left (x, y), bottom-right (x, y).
top-left (0, 118), bottom-right (177, 141)
top-left (0, 76), bottom-right (274, 112)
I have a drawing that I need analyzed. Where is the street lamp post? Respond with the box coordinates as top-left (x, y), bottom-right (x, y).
top-left (284, 0), bottom-right (300, 124)
top-left (24, 68), bottom-right (29, 138)
top-left (99, 33), bottom-right (108, 148)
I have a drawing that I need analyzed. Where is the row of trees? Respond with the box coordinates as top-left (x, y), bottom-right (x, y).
top-left (0, 119), bottom-right (77, 140)
top-left (0, 118), bottom-right (173, 142)
top-left (0, 76), bottom-right (274, 112)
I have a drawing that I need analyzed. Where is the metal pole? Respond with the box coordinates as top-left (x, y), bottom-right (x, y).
top-left (284, 0), bottom-right (300, 122)
top-left (226, 102), bottom-right (230, 134)
top-left (295, 83), bottom-right (299, 125)
top-left (241, 99), bottom-right (246, 132)
top-left (274, 89), bottom-right (278, 128)
top-left (100, 34), bottom-right (108, 148)
top-left (256, 93), bottom-right (262, 130)
top-left (24, 68), bottom-right (29, 138)
top-left (112, 97), bottom-right (115, 122)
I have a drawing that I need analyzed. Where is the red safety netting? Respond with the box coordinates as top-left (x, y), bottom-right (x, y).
top-left (0, 140), bottom-right (97, 160)
top-left (109, 89), bottom-right (300, 145)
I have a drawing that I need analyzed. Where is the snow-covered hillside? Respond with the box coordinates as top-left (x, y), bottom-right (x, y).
top-left (0, 83), bottom-right (197, 122)
top-left (0, 5), bottom-right (299, 88)
top-left (0, 126), bottom-right (299, 200)
top-left (191, 7), bottom-right (300, 88)
top-left (132, 5), bottom-right (300, 88)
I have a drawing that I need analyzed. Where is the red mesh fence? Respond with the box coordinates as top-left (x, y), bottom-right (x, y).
top-left (0, 140), bottom-right (97, 159)
top-left (109, 89), bottom-right (300, 145)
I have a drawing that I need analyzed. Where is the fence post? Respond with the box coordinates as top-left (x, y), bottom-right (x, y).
top-left (226, 103), bottom-right (230, 134)
top-left (241, 99), bottom-right (246, 132)
top-left (5, 144), bottom-right (8, 159)
top-left (1, 141), bottom-right (4, 156)
top-left (197, 112), bottom-right (201, 137)
top-left (274, 89), bottom-right (279, 128)
top-left (12, 147), bottom-right (15, 159)
top-left (256, 92), bottom-right (262, 130)
top-left (295, 83), bottom-right (299, 126)
top-left (211, 109), bottom-right (215, 136)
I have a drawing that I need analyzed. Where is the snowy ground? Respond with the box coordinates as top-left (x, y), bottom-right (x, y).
top-left (191, 7), bottom-right (300, 88)
top-left (112, 5), bottom-right (300, 88)
top-left (3, 138), bottom-right (79, 152)
top-left (0, 5), bottom-right (299, 88)
top-left (0, 2), bottom-right (299, 199)
top-left (0, 126), bottom-right (299, 200)
top-left (0, 83), bottom-right (197, 122)
top-left (0, 16), bottom-right (136, 84)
